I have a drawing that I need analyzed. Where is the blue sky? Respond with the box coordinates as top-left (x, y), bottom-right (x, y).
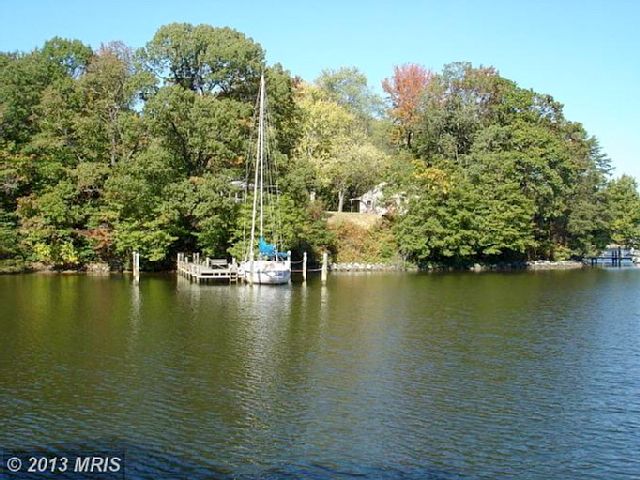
top-left (1, 0), bottom-right (638, 179)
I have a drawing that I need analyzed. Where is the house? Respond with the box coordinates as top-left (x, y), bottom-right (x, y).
top-left (351, 183), bottom-right (387, 215)
top-left (351, 183), bottom-right (406, 216)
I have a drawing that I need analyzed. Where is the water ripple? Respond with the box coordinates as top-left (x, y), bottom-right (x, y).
top-left (0, 271), bottom-right (639, 479)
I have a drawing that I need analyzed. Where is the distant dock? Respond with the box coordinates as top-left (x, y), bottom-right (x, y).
top-left (587, 245), bottom-right (638, 267)
top-left (176, 253), bottom-right (239, 283)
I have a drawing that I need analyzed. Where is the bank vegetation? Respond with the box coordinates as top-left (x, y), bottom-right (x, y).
top-left (1, 24), bottom-right (639, 272)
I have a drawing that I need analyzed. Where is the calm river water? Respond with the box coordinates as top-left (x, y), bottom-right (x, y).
top-left (0, 269), bottom-right (639, 479)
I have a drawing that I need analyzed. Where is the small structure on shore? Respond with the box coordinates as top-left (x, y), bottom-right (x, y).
top-left (351, 183), bottom-right (387, 215)
top-left (350, 183), bottom-right (406, 216)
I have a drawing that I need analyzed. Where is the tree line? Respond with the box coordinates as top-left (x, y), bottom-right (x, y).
top-left (1, 23), bottom-right (638, 271)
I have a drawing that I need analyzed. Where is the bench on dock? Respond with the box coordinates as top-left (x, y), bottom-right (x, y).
top-left (206, 259), bottom-right (229, 268)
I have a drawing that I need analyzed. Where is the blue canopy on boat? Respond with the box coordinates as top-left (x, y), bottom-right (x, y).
top-left (259, 237), bottom-right (287, 259)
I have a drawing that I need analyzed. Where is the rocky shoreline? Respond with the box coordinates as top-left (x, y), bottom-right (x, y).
top-left (524, 260), bottom-right (584, 270)
top-left (330, 260), bottom-right (585, 273)
top-left (330, 262), bottom-right (411, 272)
top-left (0, 259), bottom-right (593, 275)
top-left (0, 261), bottom-right (116, 275)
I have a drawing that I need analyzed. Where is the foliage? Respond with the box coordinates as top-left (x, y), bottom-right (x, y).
top-left (604, 175), bottom-right (640, 248)
top-left (330, 219), bottom-right (397, 263)
top-left (0, 27), bottom-right (637, 273)
top-left (0, 209), bottom-right (19, 259)
top-left (382, 63), bottom-right (432, 148)
top-left (0, 24), bottom-right (337, 271)
top-left (229, 195), bottom-right (333, 262)
top-left (315, 66), bottom-right (383, 125)
top-left (144, 85), bottom-right (252, 174)
top-left (293, 84), bottom-right (389, 211)
top-left (393, 63), bottom-right (622, 264)
top-left (141, 23), bottom-right (264, 99)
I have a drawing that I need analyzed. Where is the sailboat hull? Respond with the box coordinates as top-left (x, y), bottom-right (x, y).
top-left (239, 260), bottom-right (291, 285)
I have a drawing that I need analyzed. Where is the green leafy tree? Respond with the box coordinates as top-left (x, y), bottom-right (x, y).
top-left (316, 66), bottom-right (382, 124)
top-left (191, 174), bottom-right (240, 257)
top-left (142, 23), bottom-right (264, 99)
top-left (294, 85), bottom-right (388, 210)
top-left (403, 63), bottom-right (613, 261)
top-left (144, 85), bottom-right (251, 175)
top-left (16, 179), bottom-right (92, 266)
top-left (604, 175), bottom-right (640, 247)
top-left (395, 171), bottom-right (480, 264)
top-left (229, 194), bottom-right (333, 261)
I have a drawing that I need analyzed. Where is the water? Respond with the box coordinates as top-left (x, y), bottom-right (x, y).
top-left (1, 269), bottom-right (639, 479)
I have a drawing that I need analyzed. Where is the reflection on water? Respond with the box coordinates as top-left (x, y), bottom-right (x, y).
top-left (1, 270), bottom-right (639, 479)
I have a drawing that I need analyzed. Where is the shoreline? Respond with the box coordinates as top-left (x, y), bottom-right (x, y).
top-left (1, 259), bottom-right (594, 276)
top-left (331, 260), bottom-right (585, 273)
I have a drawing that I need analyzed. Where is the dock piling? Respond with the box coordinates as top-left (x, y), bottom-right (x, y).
top-left (321, 251), bottom-right (328, 284)
top-left (133, 251), bottom-right (140, 282)
top-left (303, 251), bottom-right (307, 282)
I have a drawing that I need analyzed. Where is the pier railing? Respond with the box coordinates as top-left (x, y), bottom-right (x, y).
top-left (176, 252), bottom-right (238, 283)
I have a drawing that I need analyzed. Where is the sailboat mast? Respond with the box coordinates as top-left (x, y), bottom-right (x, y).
top-left (248, 74), bottom-right (264, 268)
top-left (259, 74), bottom-right (265, 238)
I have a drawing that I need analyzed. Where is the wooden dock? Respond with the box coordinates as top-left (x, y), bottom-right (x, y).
top-left (177, 253), bottom-right (239, 283)
top-left (588, 255), bottom-right (635, 267)
top-left (587, 246), bottom-right (638, 267)
top-left (177, 251), bottom-right (329, 285)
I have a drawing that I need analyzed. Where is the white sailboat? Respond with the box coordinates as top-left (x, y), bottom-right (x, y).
top-left (238, 74), bottom-right (291, 285)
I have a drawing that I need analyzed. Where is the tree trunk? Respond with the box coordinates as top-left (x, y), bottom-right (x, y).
top-left (109, 107), bottom-right (118, 167)
top-left (337, 190), bottom-right (345, 212)
top-left (110, 133), bottom-right (117, 167)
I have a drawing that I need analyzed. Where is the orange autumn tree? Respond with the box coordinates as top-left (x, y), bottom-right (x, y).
top-left (382, 63), bottom-right (432, 149)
